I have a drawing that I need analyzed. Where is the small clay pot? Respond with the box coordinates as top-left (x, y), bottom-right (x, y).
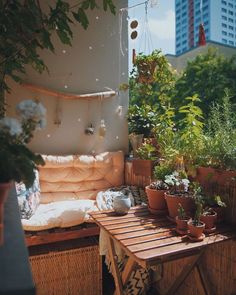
top-left (188, 220), bottom-right (205, 239)
top-left (176, 216), bottom-right (191, 233)
top-left (200, 210), bottom-right (217, 230)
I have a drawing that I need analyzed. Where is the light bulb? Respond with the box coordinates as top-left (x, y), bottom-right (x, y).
top-left (64, 85), bottom-right (68, 89)
top-left (116, 136), bottom-right (119, 140)
top-left (47, 134), bottom-right (51, 138)
top-left (77, 118), bottom-right (81, 122)
top-left (89, 46), bottom-right (93, 50)
top-left (62, 50), bottom-right (66, 54)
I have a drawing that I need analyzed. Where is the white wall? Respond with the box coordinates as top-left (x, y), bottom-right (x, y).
top-left (6, 0), bottom-right (129, 155)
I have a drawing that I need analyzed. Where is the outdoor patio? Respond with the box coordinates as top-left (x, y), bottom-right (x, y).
top-left (0, 1), bottom-right (236, 295)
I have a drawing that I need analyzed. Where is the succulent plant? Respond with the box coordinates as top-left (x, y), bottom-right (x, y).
top-left (149, 180), bottom-right (169, 191)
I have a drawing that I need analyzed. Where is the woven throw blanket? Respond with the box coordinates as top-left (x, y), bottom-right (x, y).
top-left (97, 186), bottom-right (162, 295)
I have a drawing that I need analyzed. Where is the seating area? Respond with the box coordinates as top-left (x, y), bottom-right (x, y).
top-left (1, 1), bottom-right (236, 295)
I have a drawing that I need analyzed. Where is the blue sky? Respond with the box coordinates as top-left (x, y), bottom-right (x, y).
top-left (128, 0), bottom-right (175, 56)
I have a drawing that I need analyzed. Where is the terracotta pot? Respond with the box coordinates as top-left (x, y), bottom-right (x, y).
top-left (0, 182), bottom-right (12, 245)
top-left (213, 206), bottom-right (226, 223)
top-left (165, 193), bottom-right (195, 219)
top-left (145, 186), bottom-right (167, 211)
top-left (200, 211), bottom-right (217, 229)
top-left (176, 216), bottom-right (190, 232)
top-left (133, 159), bottom-right (154, 178)
top-left (188, 220), bottom-right (205, 239)
top-left (196, 167), bottom-right (236, 186)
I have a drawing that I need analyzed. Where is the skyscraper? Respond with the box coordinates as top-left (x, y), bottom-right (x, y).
top-left (175, 0), bottom-right (236, 55)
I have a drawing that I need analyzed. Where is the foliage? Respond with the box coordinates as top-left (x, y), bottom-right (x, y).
top-left (177, 94), bottom-right (205, 166)
top-left (177, 203), bottom-right (186, 219)
top-left (153, 162), bottom-right (173, 182)
top-left (173, 47), bottom-right (236, 118)
top-left (203, 194), bottom-right (226, 208)
top-left (153, 95), bottom-right (205, 169)
top-left (193, 202), bottom-right (203, 226)
top-left (149, 180), bottom-right (169, 191)
top-left (129, 50), bottom-right (176, 107)
top-left (136, 139), bottom-right (157, 160)
top-left (0, 100), bottom-right (46, 187)
top-left (164, 171), bottom-right (190, 195)
top-left (201, 91), bottom-right (236, 169)
top-left (0, 0), bottom-right (116, 116)
top-left (127, 104), bottom-right (157, 137)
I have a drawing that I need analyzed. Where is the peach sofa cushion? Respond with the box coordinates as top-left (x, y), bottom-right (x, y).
top-left (21, 151), bottom-right (124, 231)
top-left (39, 151), bottom-right (124, 203)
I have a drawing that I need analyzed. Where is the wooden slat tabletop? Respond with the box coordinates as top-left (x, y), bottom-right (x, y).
top-left (90, 206), bottom-right (236, 268)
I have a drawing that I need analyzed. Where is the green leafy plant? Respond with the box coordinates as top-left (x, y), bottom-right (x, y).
top-left (0, 0), bottom-right (116, 117)
top-left (0, 100), bottom-right (46, 187)
top-left (153, 163), bottom-right (173, 182)
top-left (136, 139), bottom-right (157, 160)
top-left (177, 203), bottom-right (186, 219)
top-left (164, 171), bottom-right (190, 195)
top-left (177, 94), bottom-right (205, 167)
top-left (149, 180), bottom-right (169, 191)
top-left (127, 104), bottom-right (157, 137)
top-left (204, 194), bottom-right (226, 208)
top-left (202, 90), bottom-right (236, 170)
top-left (192, 202), bottom-right (203, 226)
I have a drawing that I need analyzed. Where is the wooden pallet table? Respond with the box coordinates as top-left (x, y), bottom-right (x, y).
top-left (90, 206), bottom-right (236, 295)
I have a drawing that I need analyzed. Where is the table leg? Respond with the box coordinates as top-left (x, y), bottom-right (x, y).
top-left (164, 251), bottom-right (205, 295)
top-left (196, 261), bottom-right (215, 295)
top-left (108, 237), bottom-right (123, 295)
top-left (122, 257), bottom-right (136, 288)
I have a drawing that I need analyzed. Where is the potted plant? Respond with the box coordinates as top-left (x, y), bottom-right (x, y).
top-left (127, 104), bottom-right (157, 157)
top-left (133, 139), bottom-right (158, 178)
top-left (0, 99), bottom-right (46, 244)
top-left (134, 50), bottom-right (165, 84)
top-left (203, 194), bottom-right (226, 223)
top-left (175, 203), bottom-right (191, 235)
top-left (196, 93), bottom-right (236, 186)
top-left (200, 207), bottom-right (217, 233)
top-left (146, 180), bottom-right (169, 214)
top-left (164, 171), bottom-right (194, 220)
top-left (187, 202), bottom-right (205, 240)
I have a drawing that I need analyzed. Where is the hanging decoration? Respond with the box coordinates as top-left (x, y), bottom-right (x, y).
top-left (85, 123), bottom-right (95, 135)
top-left (84, 101), bottom-right (94, 135)
top-left (54, 96), bottom-right (62, 126)
top-left (198, 0), bottom-right (206, 47)
top-left (198, 23), bottom-right (206, 46)
top-left (99, 119), bottom-right (106, 137)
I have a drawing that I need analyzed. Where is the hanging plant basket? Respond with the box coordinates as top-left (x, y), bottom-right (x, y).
top-left (134, 50), bottom-right (164, 84)
top-left (136, 61), bottom-right (158, 84)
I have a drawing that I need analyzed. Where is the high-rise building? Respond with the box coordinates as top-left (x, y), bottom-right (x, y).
top-left (175, 0), bottom-right (236, 55)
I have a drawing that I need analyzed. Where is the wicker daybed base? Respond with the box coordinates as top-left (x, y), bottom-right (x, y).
top-left (26, 224), bottom-right (102, 295)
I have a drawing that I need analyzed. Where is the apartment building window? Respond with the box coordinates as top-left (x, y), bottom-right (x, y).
top-left (229, 18), bottom-right (234, 22)
top-left (222, 15), bottom-right (227, 20)
top-left (222, 30), bottom-right (227, 35)
top-left (229, 32), bottom-right (234, 37)
top-left (228, 2), bottom-right (234, 8)
top-left (229, 40), bottom-right (234, 45)
top-left (221, 0), bottom-right (227, 4)
top-left (222, 8), bottom-right (227, 13)
top-left (229, 10), bottom-right (234, 15)
top-left (222, 23), bottom-right (227, 28)
top-left (229, 25), bottom-right (234, 30)
top-left (222, 38), bottom-right (227, 43)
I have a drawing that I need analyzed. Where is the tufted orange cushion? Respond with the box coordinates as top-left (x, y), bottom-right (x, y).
top-left (39, 151), bottom-right (124, 203)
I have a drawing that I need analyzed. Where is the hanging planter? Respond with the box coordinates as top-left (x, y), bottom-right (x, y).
top-left (134, 50), bottom-right (164, 84)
